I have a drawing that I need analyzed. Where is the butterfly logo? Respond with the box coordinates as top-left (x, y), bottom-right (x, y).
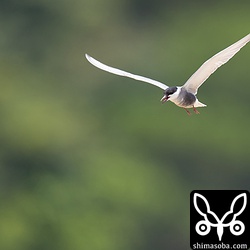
top-left (193, 192), bottom-right (247, 241)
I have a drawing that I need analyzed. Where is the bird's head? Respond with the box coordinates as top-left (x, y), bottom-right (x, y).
top-left (161, 86), bottom-right (178, 103)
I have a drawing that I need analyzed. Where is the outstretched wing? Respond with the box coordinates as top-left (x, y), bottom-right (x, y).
top-left (85, 54), bottom-right (168, 90)
top-left (183, 34), bottom-right (250, 95)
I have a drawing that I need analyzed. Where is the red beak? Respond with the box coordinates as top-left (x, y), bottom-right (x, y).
top-left (160, 95), bottom-right (169, 103)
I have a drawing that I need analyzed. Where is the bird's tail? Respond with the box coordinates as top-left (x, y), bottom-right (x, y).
top-left (194, 100), bottom-right (207, 107)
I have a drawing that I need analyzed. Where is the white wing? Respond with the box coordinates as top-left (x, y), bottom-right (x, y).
top-left (85, 54), bottom-right (168, 90)
top-left (183, 34), bottom-right (250, 94)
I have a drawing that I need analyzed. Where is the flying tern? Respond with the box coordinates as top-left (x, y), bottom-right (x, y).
top-left (85, 34), bottom-right (250, 115)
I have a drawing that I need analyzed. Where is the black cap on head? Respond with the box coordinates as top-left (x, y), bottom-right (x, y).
top-left (164, 86), bottom-right (177, 96)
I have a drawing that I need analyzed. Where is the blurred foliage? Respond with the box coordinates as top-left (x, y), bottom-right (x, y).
top-left (0, 0), bottom-right (249, 249)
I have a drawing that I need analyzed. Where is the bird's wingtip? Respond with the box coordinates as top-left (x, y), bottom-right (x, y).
top-left (85, 54), bottom-right (93, 63)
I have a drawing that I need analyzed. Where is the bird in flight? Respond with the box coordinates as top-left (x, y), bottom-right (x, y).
top-left (85, 34), bottom-right (250, 115)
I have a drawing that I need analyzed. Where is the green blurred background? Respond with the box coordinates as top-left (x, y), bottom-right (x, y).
top-left (0, 0), bottom-right (249, 249)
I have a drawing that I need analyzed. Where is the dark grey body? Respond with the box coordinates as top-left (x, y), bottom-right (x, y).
top-left (164, 86), bottom-right (196, 108)
top-left (178, 87), bottom-right (196, 107)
